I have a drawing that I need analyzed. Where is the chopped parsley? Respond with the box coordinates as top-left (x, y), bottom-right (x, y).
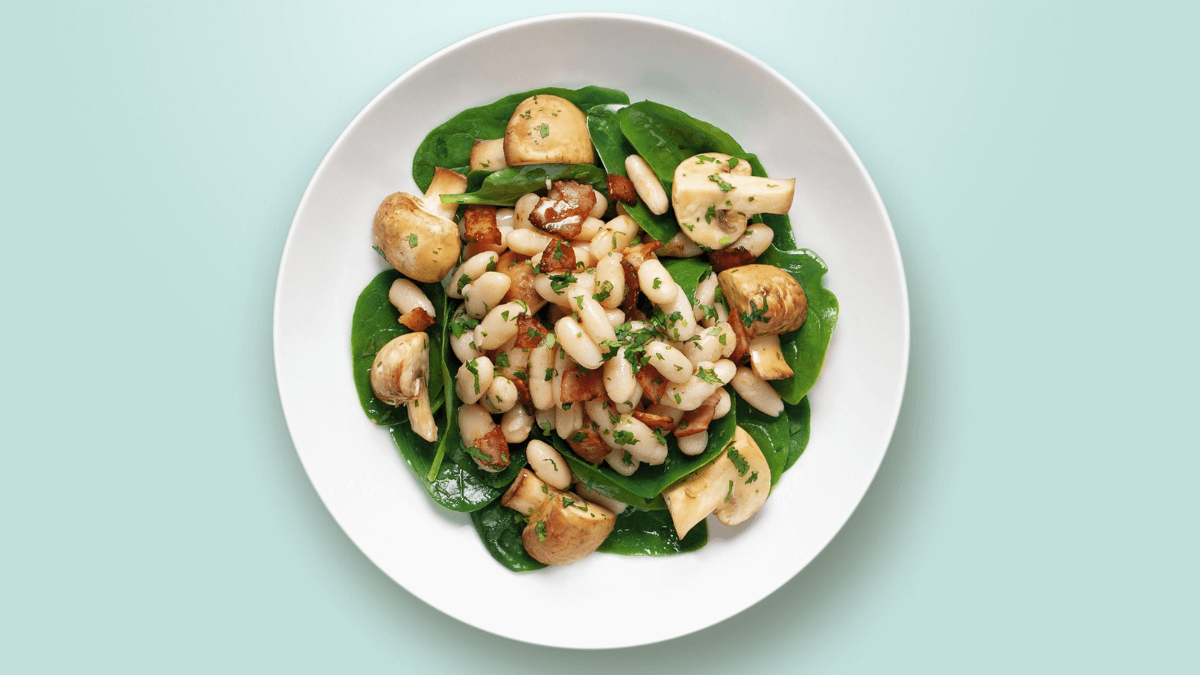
top-left (568, 431), bottom-right (587, 443)
top-left (728, 448), bottom-right (750, 476)
top-left (544, 367), bottom-right (557, 382)
top-left (535, 520), bottom-right (547, 541)
top-left (652, 278), bottom-right (662, 290)
top-left (740, 297), bottom-right (770, 328)
top-left (622, 451), bottom-right (633, 466)
top-left (696, 367), bottom-right (721, 384)
top-left (465, 359), bottom-right (482, 393)
top-left (708, 174), bottom-right (735, 192)
top-left (539, 123), bottom-right (549, 137)
top-left (408, 234), bottom-right (418, 248)
top-left (725, 479), bottom-right (734, 503)
top-left (727, 157), bottom-right (739, 169)
top-left (746, 471), bottom-right (759, 484)
top-left (705, 205), bottom-right (716, 224)
top-left (494, 352), bottom-right (510, 369)
top-left (549, 272), bottom-right (576, 293)
top-left (593, 280), bottom-right (614, 303)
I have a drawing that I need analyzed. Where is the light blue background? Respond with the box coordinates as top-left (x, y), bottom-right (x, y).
top-left (3, 1), bottom-right (1196, 672)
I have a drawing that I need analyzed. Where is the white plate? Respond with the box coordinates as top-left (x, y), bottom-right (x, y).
top-left (274, 13), bottom-right (908, 649)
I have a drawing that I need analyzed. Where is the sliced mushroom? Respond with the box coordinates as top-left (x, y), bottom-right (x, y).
top-left (470, 138), bottom-right (507, 172)
top-left (369, 332), bottom-right (437, 442)
top-left (717, 264), bottom-right (808, 338)
top-left (671, 153), bottom-right (795, 251)
top-left (747, 335), bottom-right (794, 381)
top-left (662, 426), bottom-right (771, 538)
top-left (372, 169), bottom-right (465, 283)
top-left (501, 468), bottom-right (616, 565)
top-left (503, 95), bottom-right (594, 166)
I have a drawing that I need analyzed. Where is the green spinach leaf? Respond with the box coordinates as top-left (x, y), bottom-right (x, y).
top-left (598, 508), bottom-right (707, 556)
top-left (412, 86), bottom-right (629, 192)
top-left (785, 397), bottom-right (811, 473)
top-left (442, 164), bottom-right (606, 207)
top-left (756, 245), bottom-right (839, 404)
top-left (469, 499), bottom-right (546, 572)
top-left (587, 106), bottom-right (679, 242)
top-left (388, 422), bottom-right (499, 512)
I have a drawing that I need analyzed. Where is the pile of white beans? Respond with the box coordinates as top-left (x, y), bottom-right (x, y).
top-left (389, 171), bottom-right (786, 484)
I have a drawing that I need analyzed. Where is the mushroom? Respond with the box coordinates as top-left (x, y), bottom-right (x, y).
top-left (469, 138), bottom-right (507, 172)
top-left (371, 167), bottom-right (465, 283)
top-left (662, 426), bottom-right (771, 538)
top-left (747, 335), bottom-right (794, 381)
top-left (369, 332), bottom-right (437, 442)
top-left (501, 468), bottom-right (615, 565)
top-left (671, 152), bottom-right (795, 251)
top-left (717, 264), bottom-right (808, 338)
top-left (503, 95), bottom-right (594, 166)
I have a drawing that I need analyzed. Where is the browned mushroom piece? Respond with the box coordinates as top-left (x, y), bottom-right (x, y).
top-left (501, 468), bottom-right (615, 565)
top-left (503, 95), bottom-right (594, 166)
top-left (372, 167), bottom-right (466, 284)
top-left (717, 264), bottom-right (808, 338)
top-left (662, 426), bottom-right (771, 538)
top-left (369, 332), bottom-right (437, 442)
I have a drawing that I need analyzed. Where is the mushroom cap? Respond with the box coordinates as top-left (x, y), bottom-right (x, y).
top-left (372, 192), bottom-right (461, 283)
top-left (717, 264), bottom-right (808, 337)
top-left (369, 332), bottom-right (430, 407)
top-left (713, 426), bottom-right (772, 526)
top-left (522, 491), bottom-right (615, 566)
top-left (671, 152), bottom-right (795, 250)
top-left (503, 95), bottom-right (594, 166)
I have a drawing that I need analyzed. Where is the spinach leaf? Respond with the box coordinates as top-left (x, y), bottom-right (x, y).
top-left (554, 405), bottom-right (737, 501)
top-left (617, 101), bottom-right (747, 186)
top-left (412, 86), bottom-right (629, 193)
top-left (442, 164), bottom-right (606, 207)
top-left (351, 269), bottom-right (445, 424)
top-left (598, 508), bottom-right (707, 556)
top-left (784, 397), bottom-right (811, 473)
top-left (586, 106), bottom-right (678, 242)
top-left (469, 499), bottom-right (546, 572)
top-left (734, 392), bottom-right (790, 487)
top-left (756, 245), bottom-right (839, 404)
top-left (659, 256), bottom-right (711, 305)
top-left (388, 422), bottom-right (499, 512)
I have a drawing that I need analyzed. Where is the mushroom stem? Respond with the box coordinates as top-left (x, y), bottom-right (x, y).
top-left (406, 381), bottom-right (437, 442)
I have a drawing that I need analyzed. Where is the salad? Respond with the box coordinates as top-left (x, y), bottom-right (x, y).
top-left (351, 86), bottom-right (838, 571)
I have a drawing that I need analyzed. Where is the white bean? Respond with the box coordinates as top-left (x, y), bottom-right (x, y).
top-left (473, 301), bottom-right (528, 351)
top-left (661, 360), bottom-right (736, 411)
top-left (534, 407), bottom-right (556, 435)
top-left (555, 316), bottom-right (603, 369)
top-left (638, 259), bottom-right (678, 304)
top-left (388, 278), bottom-right (435, 318)
top-left (551, 348), bottom-right (567, 407)
top-left (458, 403), bottom-right (495, 445)
top-left (534, 273), bottom-right (573, 307)
top-left (446, 251), bottom-right (499, 299)
top-left (612, 383), bottom-right (643, 414)
top-left (591, 215), bottom-right (638, 258)
top-left (482, 376), bottom-right (518, 414)
top-left (513, 192), bottom-right (539, 230)
top-left (603, 348), bottom-right (637, 406)
top-left (656, 281), bottom-right (697, 341)
top-left (572, 245), bottom-right (594, 270)
top-left (462, 271), bottom-right (511, 319)
top-left (578, 296), bottom-right (616, 345)
top-left (695, 272), bottom-right (718, 308)
top-left (526, 440), bottom-right (572, 490)
top-left (529, 345), bottom-right (555, 410)
top-left (584, 400), bottom-right (624, 453)
top-left (495, 207), bottom-right (515, 231)
top-left (456, 356), bottom-right (494, 405)
top-left (712, 388), bottom-right (731, 419)
top-left (613, 416), bottom-right (668, 464)
top-left (500, 405), bottom-right (533, 443)
top-left (588, 190), bottom-right (608, 220)
top-left (731, 223), bottom-right (774, 257)
top-left (594, 252), bottom-right (626, 309)
top-left (605, 308), bottom-right (626, 327)
top-left (678, 431), bottom-right (708, 456)
top-left (506, 228), bottom-right (554, 256)
top-left (625, 154), bottom-right (669, 215)
top-left (731, 366), bottom-right (784, 417)
top-left (449, 329), bottom-right (484, 364)
top-left (646, 403), bottom-right (684, 424)
top-left (577, 216), bottom-right (605, 242)
top-left (646, 340), bottom-right (693, 383)
top-left (555, 402), bottom-right (583, 440)
top-left (682, 326), bottom-right (728, 365)
top-left (605, 448), bottom-right (640, 476)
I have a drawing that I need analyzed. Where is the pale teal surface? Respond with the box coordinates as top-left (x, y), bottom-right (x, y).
top-left (2, 1), bottom-right (1197, 672)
